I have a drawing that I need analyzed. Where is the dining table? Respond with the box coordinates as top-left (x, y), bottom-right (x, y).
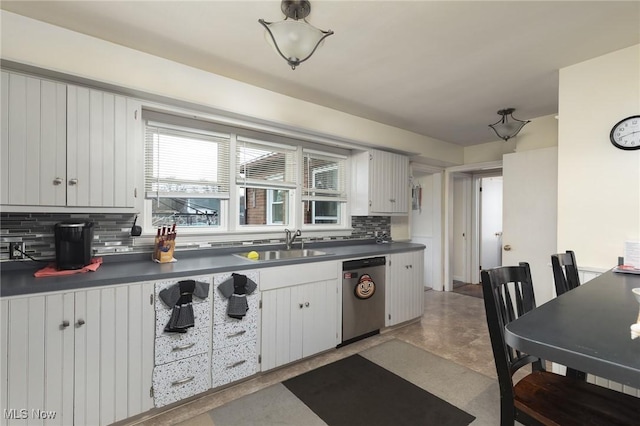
top-left (505, 269), bottom-right (640, 389)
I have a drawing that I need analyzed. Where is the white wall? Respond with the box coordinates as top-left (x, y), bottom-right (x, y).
top-left (557, 45), bottom-right (640, 269)
top-left (410, 172), bottom-right (442, 290)
top-left (0, 10), bottom-right (463, 166)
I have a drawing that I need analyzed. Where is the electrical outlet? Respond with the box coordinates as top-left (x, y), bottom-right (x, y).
top-left (9, 242), bottom-right (25, 260)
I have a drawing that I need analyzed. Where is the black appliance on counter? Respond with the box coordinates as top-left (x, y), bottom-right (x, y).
top-left (54, 221), bottom-right (94, 270)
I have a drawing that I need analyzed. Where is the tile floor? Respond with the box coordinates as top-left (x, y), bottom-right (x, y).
top-left (121, 289), bottom-right (500, 426)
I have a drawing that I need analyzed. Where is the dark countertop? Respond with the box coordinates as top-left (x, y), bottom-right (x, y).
top-left (0, 240), bottom-right (425, 298)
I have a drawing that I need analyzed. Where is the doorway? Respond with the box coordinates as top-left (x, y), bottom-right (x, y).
top-left (478, 175), bottom-right (503, 281)
top-left (443, 161), bottom-right (502, 291)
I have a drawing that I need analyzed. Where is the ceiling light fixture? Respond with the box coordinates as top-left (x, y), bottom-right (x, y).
top-left (489, 108), bottom-right (531, 141)
top-left (259, 0), bottom-right (334, 70)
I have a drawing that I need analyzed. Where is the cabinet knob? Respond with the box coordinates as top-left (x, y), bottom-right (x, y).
top-left (503, 245), bottom-right (512, 251)
top-left (305, 302), bottom-right (310, 307)
top-left (389, 199), bottom-right (396, 203)
top-left (76, 319), bottom-right (85, 327)
top-left (53, 177), bottom-right (63, 186)
top-left (68, 178), bottom-right (78, 186)
top-left (61, 320), bottom-right (70, 329)
top-left (299, 303), bottom-right (304, 309)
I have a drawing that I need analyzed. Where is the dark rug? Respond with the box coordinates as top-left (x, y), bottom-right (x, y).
top-left (283, 354), bottom-right (475, 426)
top-left (453, 282), bottom-right (483, 299)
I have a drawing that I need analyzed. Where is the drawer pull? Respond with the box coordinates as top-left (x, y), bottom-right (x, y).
top-left (227, 360), bottom-right (247, 369)
top-left (171, 376), bottom-right (195, 386)
top-left (226, 330), bottom-right (247, 338)
top-left (171, 342), bottom-right (196, 351)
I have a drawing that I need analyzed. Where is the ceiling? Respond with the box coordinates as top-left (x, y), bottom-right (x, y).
top-left (2, 1), bottom-right (639, 147)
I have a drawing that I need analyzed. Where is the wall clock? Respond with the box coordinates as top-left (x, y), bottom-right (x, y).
top-left (610, 115), bottom-right (640, 150)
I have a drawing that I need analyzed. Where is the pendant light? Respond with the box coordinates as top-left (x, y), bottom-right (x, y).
top-left (489, 108), bottom-right (531, 141)
top-left (259, 0), bottom-right (334, 70)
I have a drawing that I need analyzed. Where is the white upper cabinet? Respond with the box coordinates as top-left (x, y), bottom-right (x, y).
top-left (66, 85), bottom-right (140, 208)
top-left (1, 71), bottom-right (141, 211)
top-left (351, 149), bottom-right (410, 216)
top-left (1, 71), bottom-right (67, 206)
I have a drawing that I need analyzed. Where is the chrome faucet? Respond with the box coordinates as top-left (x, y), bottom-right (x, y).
top-left (284, 229), bottom-right (302, 250)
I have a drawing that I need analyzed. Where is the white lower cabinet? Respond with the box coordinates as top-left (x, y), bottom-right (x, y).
top-left (152, 276), bottom-right (212, 408)
top-left (0, 283), bottom-right (155, 426)
top-left (211, 271), bottom-right (260, 389)
top-left (260, 261), bottom-right (339, 371)
top-left (386, 250), bottom-right (425, 326)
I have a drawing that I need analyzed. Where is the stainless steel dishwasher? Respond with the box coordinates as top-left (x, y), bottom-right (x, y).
top-left (340, 256), bottom-right (386, 346)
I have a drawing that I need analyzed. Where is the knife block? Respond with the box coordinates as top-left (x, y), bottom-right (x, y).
top-left (153, 234), bottom-right (176, 263)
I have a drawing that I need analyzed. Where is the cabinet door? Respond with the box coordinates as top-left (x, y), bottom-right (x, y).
top-left (1, 293), bottom-right (75, 426)
top-left (261, 286), bottom-right (297, 371)
top-left (369, 150), bottom-right (391, 213)
top-left (74, 284), bottom-right (155, 425)
top-left (67, 86), bottom-right (138, 208)
top-left (261, 279), bottom-right (338, 371)
top-left (369, 150), bottom-right (410, 215)
top-left (387, 251), bottom-right (424, 326)
top-left (1, 72), bottom-right (66, 206)
top-left (300, 279), bottom-right (338, 358)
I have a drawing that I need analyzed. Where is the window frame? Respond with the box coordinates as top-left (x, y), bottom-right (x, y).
top-left (138, 106), bottom-right (352, 240)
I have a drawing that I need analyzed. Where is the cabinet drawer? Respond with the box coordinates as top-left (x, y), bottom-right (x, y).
top-left (155, 328), bottom-right (210, 366)
top-left (156, 301), bottom-right (211, 336)
top-left (259, 261), bottom-right (338, 291)
top-left (155, 276), bottom-right (211, 312)
top-left (211, 341), bottom-right (257, 389)
top-left (152, 353), bottom-right (211, 408)
top-left (212, 321), bottom-right (257, 349)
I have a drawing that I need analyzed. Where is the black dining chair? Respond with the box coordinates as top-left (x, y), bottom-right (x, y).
top-left (550, 250), bottom-right (587, 381)
top-left (481, 263), bottom-right (640, 426)
top-left (551, 250), bottom-right (580, 296)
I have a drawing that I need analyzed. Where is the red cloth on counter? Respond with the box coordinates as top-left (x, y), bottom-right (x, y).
top-left (34, 257), bottom-right (103, 277)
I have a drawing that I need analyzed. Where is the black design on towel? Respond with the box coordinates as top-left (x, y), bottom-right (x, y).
top-left (217, 273), bottom-right (258, 319)
top-left (159, 279), bottom-right (210, 333)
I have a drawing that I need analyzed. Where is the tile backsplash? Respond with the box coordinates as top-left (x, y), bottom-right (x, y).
top-left (0, 213), bottom-right (389, 262)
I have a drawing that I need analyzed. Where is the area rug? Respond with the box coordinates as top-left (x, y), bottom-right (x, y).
top-left (282, 353), bottom-right (475, 426)
top-left (453, 282), bottom-right (483, 299)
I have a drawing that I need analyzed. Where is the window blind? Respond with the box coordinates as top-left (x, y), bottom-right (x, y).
top-left (302, 149), bottom-right (347, 201)
top-left (144, 122), bottom-right (230, 198)
top-left (236, 137), bottom-right (297, 188)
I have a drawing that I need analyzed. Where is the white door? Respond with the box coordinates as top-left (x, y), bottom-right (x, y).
top-left (452, 175), bottom-right (471, 283)
top-left (502, 147), bottom-right (558, 305)
top-left (480, 176), bottom-right (503, 277)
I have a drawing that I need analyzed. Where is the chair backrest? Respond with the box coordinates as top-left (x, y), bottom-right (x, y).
top-left (551, 250), bottom-right (580, 297)
top-left (481, 263), bottom-right (544, 423)
top-left (550, 250), bottom-right (587, 381)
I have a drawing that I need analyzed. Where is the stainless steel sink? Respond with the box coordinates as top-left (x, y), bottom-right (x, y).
top-left (235, 249), bottom-right (327, 261)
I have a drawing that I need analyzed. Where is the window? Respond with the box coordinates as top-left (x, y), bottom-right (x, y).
top-left (302, 149), bottom-right (347, 225)
top-left (144, 114), bottom-right (230, 230)
top-left (141, 108), bottom-right (351, 237)
top-left (236, 137), bottom-right (297, 227)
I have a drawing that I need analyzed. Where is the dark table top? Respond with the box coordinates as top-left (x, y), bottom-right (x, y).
top-left (505, 270), bottom-right (640, 388)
